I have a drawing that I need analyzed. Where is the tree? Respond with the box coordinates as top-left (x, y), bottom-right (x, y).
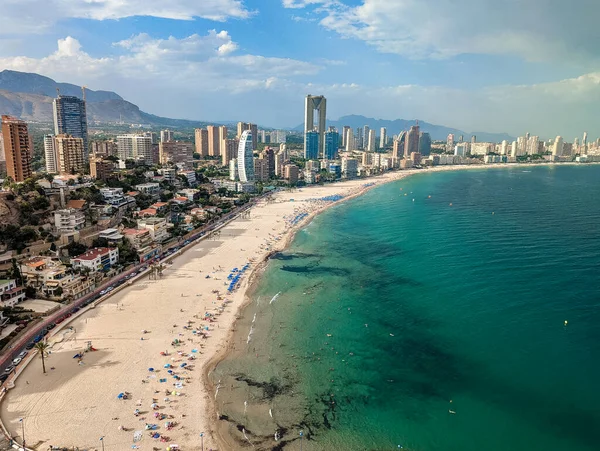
top-left (66, 241), bottom-right (87, 257)
top-left (50, 242), bottom-right (57, 252)
top-left (25, 286), bottom-right (36, 298)
top-left (34, 341), bottom-right (50, 374)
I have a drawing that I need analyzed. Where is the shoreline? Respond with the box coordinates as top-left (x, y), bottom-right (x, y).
top-left (201, 160), bottom-right (596, 449)
top-left (0, 162), bottom-right (592, 450)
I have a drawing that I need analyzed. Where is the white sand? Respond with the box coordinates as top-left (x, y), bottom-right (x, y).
top-left (0, 163), bottom-right (565, 450)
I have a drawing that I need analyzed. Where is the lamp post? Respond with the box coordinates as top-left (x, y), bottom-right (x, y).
top-left (200, 432), bottom-right (204, 451)
top-left (19, 418), bottom-right (25, 450)
top-left (99, 436), bottom-right (104, 451)
top-left (299, 430), bottom-right (304, 451)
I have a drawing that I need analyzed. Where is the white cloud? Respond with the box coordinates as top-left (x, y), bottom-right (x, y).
top-left (1, 31), bottom-right (599, 137)
top-left (0, 32), bottom-right (321, 91)
top-left (284, 0), bottom-right (600, 62)
top-left (0, 0), bottom-right (252, 34)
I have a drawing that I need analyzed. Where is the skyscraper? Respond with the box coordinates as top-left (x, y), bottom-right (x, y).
top-left (195, 128), bottom-right (208, 157)
top-left (222, 139), bottom-right (239, 167)
top-left (418, 132), bottom-right (431, 156)
top-left (446, 134), bottom-right (455, 153)
top-left (404, 124), bottom-right (420, 157)
top-left (160, 130), bottom-right (174, 143)
top-left (237, 131), bottom-right (254, 182)
top-left (219, 126), bottom-right (228, 156)
top-left (304, 131), bottom-right (320, 160)
top-left (380, 127), bottom-right (387, 149)
top-left (55, 134), bottom-right (85, 174)
top-left (342, 126), bottom-right (350, 147)
top-left (552, 136), bottom-right (564, 156)
top-left (304, 95), bottom-right (327, 158)
top-left (207, 126), bottom-right (220, 156)
top-left (393, 131), bottom-right (406, 159)
top-left (237, 122), bottom-right (258, 150)
top-left (53, 96), bottom-right (88, 155)
top-left (345, 128), bottom-right (354, 152)
top-left (324, 128), bottom-right (339, 160)
top-left (367, 129), bottom-right (376, 152)
top-left (362, 126), bottom-right (370, 150)
top-left (44, 135), bottom-right (59, 173)
top-left (1, 115), bottom-right (32, 182)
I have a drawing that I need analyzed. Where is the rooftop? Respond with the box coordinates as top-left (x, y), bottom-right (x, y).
top-left (73, 247), bottom-right (116, 261)
top-left (66, 199), bottom-right (87, 210)
top-left (122, 228), bottom-right (150, 236)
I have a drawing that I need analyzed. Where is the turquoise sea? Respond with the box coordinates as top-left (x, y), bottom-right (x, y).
top-left (211, 165), bottom-right (600, 450)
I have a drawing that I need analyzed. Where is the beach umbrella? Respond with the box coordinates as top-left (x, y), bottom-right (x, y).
top-left (117, 393), bottom-right (124, 399)
top-left (148, 368), bottom-right (155, 372)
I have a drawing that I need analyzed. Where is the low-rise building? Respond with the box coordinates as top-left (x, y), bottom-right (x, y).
top-left (122, 228), bottom-right (160, 262)
top-left (0, 279), bottom-right (26, 307)
top-left (137, 218), bottom-right (170, 243)
top-left (135, 183), bottom-right (161, 197)
top-left (98, 228), bottom-right (124, 244)
top-left (178, 171), bottom-right (197, 186)
top-left (100, 187), bottom-right (137, 210)
top-left (177, 189), bottom-right (200, 202)
top-left (54, 208), bottom-right (86, 234)
top-left (149, 202), bottom-right (169, 214)
top-left (71, 247), bottom-right (119, 273)
top-left (158, 168), bottom-right (177, 184)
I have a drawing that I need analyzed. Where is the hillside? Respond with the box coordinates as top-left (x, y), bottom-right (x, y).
top-left (0, 70), bottom-right (210, 127)
top-left (295, 114), bottom-right (515, 142)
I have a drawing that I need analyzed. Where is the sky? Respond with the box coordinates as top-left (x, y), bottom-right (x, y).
top-left (0, 0), bottom-right (599, 139)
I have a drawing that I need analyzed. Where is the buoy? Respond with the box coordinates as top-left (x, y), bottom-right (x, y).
top-left (428, 195), bottom-right (431, 198)
top-left (564, 320), bottom-right (568, 326)
top-left (412, 199), bottom-right (415, 202)
top-left (492, 212), bottom-right (495, 215)
top-left (449, 203), bottom-right (453, 206)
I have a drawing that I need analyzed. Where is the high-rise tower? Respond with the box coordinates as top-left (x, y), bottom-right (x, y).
top-left (304, 95), bottom-right (327, 158)
top-left (237, 130), bottom-right (255, 182)
top-left (1, 115), bottom-right (32, 182)
top-left (53, 95), bottom-right (88, 155)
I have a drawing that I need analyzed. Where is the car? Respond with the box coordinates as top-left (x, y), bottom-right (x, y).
top-left (25, 342), bottom-right (35, 350)
top-left (18, 351), bottom-right (28, 359)
top-left (56, 317), bottom-right (65, 324)
top-left (33, 335), bottom-right (43, 343)
top-left (3, 366), bottom-right (14, 375)
top-left (0, 374), bottom-right (8, 382)
top-left (12, 358), bottom-right (21, 366)
top-left (99, 290), bottom-right (106, 296)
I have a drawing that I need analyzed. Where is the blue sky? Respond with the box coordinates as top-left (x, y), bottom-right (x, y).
top-left (0, 0), bottom-right (599, 139)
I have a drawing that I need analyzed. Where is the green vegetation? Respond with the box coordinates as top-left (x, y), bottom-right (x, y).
top-left (34, 341), bottom-right (50, 374)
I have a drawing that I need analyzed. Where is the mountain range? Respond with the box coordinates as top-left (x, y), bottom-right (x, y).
top-left (0, 70), bottom-right (515, 141)
top-left (0, 70), bottom-right (208, 128)
top-left (294, 115), bottom-right (515, 142)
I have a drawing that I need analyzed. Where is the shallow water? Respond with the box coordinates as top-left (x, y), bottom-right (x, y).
top-left (212, 165), bottom-right (600, 450)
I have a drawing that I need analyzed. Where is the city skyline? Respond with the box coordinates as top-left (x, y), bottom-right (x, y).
top-left (0, 1), bottom-right (598, 137)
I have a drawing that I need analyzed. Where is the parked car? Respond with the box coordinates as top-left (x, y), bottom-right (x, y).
top-left (12, 358), bottom-right (21, 366)
top-left (25, 342), bottom-right (35, 350)
top-left (33, 335), bottom-right (43, 343)
top-left (18, 351), bottom-right (28, 359)
top-left (3, 366), bottom-right (14, 375)
top-left (0, 374), bottom-right (8, 382)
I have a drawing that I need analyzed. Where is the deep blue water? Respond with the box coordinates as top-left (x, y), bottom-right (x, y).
top-left (215, 165), bottom-right (600, 450)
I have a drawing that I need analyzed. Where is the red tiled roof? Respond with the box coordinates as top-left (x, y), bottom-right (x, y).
top-left (137, 208), bottom-right (157, 216)
top-left (122, 228), bottom-right (149, 236)
top-left (151, 202), bottom-right (168, 208)
top-left (66, 199), bottom-right (87, 209)
top-left (73, 247), bottom-right (115, 261)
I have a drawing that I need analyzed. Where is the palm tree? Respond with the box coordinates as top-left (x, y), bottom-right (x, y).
top-left (34, 341), bottom-right (50, 374)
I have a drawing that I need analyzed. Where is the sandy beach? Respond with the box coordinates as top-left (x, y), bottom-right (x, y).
top-left (0, 162), bottom-right (578, 450)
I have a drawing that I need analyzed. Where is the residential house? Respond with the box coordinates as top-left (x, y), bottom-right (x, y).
top-left (71, 247), bottom-right (119, 273)
top-left (0, 279), bottom-right (26, 307)
top-left (21, 256), bottom-right (93, 300)
top-left (54, 208), bottom-right (85, 234)
top-left (134, 183), bottom-right (161, 198)
top-left (177, 189), bottom-right (200, 202)
top-left (137, 218), bottom-right (170, 243)
top-left (122, 228), bottom-right (161, 262)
